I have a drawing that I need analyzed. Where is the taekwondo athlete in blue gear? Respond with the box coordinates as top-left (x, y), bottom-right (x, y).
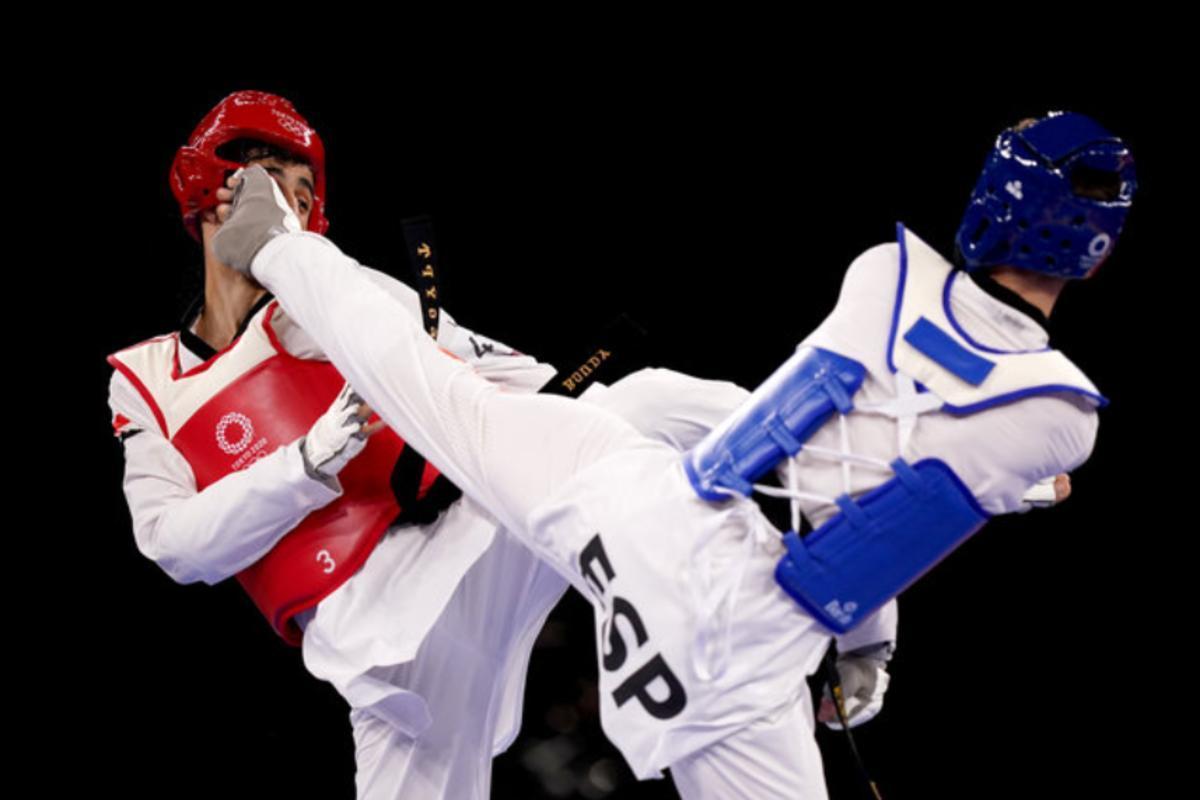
top-left (683, 110), bottom-right (1136, 634)
top-left (208, 110), bottom-right (1135, 800)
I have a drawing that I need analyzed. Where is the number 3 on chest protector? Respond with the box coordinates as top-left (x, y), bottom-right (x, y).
top-left (580, 534), bottom-right (688, 720)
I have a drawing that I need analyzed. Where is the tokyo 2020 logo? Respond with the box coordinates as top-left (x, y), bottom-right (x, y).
top-left (215, 413), bottom-right (255, 455)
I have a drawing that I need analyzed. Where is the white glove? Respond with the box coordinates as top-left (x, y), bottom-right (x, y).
top-left (820, 642), bottom-right (893, 730)
top-left (300, 383), bottom-right (372, 485)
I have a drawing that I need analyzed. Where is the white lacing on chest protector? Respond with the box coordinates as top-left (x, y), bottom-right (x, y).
top-left (687, 371), bottom-right (942, 682)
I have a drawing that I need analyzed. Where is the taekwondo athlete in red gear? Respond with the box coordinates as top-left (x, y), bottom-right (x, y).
top-left (212, 110), bottom-right (1132, 799)
top-left (108, 90), bottom-right (561, 796)
top-left (109, 91), bottom-right (570, 800)
top-left (109, 90), bottom-right (853, 799)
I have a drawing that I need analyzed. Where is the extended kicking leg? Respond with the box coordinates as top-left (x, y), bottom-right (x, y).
top-left (214, 166), bottom-right (641, 537)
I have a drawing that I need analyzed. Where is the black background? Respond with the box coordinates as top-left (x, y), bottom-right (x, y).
top-left (37, 54), bottom-right (1174, 800)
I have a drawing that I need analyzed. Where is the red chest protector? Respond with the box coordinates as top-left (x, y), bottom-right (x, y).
top-left (110, 302), bottom-right (445, 646)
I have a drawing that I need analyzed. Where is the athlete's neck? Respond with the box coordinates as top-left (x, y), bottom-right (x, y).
top-left (197, 218), bottom-right (268, 350)
top-left (984, 266), bottom-right (1067, 319)
top-left (196, 266), bottom-right (266, 350)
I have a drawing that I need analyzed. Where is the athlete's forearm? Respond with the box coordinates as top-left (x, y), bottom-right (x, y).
top-left (119, 429), bottom-right (341, 586)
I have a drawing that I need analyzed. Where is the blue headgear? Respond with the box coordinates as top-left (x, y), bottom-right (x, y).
top-left (955, 111), bottom-right (1136, 279)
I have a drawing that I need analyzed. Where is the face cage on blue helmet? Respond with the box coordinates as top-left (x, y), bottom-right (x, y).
top-left (954, 113), bottom-right (1136, 280)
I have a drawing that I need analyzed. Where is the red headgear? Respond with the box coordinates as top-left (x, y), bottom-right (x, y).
top-left (170, 90), bottom-right (328, 241)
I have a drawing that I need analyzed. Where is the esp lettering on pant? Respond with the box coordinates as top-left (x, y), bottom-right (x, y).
top-left (580, 534), bottom-right (687, 720)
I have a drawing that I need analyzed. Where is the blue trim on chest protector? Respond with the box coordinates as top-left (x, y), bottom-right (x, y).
top-left (683, 347), bottom-right (867, 502)
top-left (775, 458), bottom-right (990, 633)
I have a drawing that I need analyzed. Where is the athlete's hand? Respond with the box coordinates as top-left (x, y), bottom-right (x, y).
top-left (817, 642), bottom-right (893, 730)
top-left (1054, 473), bottom-right (1071, 502)
top-left (1019, 473), bottom-right (1072, 510)
top-left (301, 383), bottom-right (385, 484)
